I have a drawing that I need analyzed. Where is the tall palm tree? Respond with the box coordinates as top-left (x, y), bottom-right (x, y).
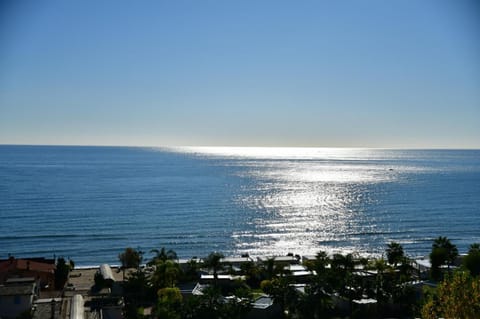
top-left (203, 252), bottom-right (224, 287)
top-left (432, 236), bottom-right (458, 268)
top-left (149, 247), bottom-right (178, 265)
top-left (386, 242), bottom-right (404, 267)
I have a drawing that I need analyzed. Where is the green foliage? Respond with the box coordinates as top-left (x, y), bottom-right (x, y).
top-left (298, 280), bottom-right (333, 318)
top-left (463, 243), bottom-right (480, 277)
top-left (421, 271), bottom-right (480, 319)
top-left (203, 252), bottom-right (225, 285)
top-left (430, 236), bottom-right (458, 281)
top-left (386, 241), bottom-right (404, 266)
top-left (119, 247), bottom-right (143, 269)
top-left (152, 259), bottom-right (181, 289)
top-left (240, 261), bottom-right (261, 288)
top-left (149, 247), bottom-right (178, 265)
top-left (156, 287), bottom-right (183, 319)
top-left (119, 247), bottom-right (143, 281)
top-left (182, 258), bottom-right (201, 282)
top-left (261, 277), bottom-right (298, 316)
top-left (182, 285), bottom-right (251, 319)
top-left (54, 257), bottom-right (70, 290)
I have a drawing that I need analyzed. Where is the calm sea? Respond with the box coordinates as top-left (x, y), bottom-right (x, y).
top-left (0, 145), bottom-right (479, 265)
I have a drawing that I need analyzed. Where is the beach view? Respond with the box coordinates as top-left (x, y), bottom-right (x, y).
top-left (1, 1), bottom-right (479, 318)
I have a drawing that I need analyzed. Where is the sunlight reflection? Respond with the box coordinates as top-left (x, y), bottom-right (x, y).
top-left (171, 147), bottom-right (402, 257)
top-left (232, 167), bottom-right (383, 257)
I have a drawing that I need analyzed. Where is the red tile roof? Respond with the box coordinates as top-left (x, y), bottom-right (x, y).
top-left (0, 258), bottom-right (55, 274)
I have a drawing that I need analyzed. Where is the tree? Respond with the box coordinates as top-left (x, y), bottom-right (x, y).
top-left (203, 252), bottom-right (224, 287)
top-left (261, 258), bottom-right (284, 280)
top-left (430, 236), bottom-right (458, 280)
top-left (386, 242), bottom-right (404, 267)
top-left (184, 285), bottom-right (223, 319)
top-left (156, 287), bottom-right (183, 319)
top-left (421, 271), bottom-right (480, 319)
top-left (182, 258), bottom-right (201, 282)
top-left (152, 259), bottom-right (181, 289)
top-left (149, 247), bottom-right (177, 265)
top-left (240, 261), bottom-right (261, 288)
top-left (463, 243), bottom-right (480, 277)
top-left (298, 280), bottom-right (333, 319)
top-left (119, 247), bottom-right (143, 280)
top-left (54, 257), bottom-right (70, 289)
top-left (261, 277), bottom-right (298, 318)
top-left (123, 268), bottom-right (154, 318)
top-left (432, 236), bottom-right (458, 267)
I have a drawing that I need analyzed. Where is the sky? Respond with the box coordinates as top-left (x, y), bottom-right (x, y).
top-left (0, 0), bottom-right (479, 148)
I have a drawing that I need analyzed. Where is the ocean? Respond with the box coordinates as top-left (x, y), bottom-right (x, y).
top-left (0, 145), bottom-right (479, 266)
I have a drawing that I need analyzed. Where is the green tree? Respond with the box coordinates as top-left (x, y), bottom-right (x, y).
top-left (240, 261), bottom-right (261, 288)
top-left (203, 252), bottom-right (224, 287)
top-left (123, 268), bottom-right (154, 319)
top-left (182, 258), bottom-right (201, 282)
top-left (298, 280), bottom-right (333, 319)
top-left (149, 247), bottom-right (177, 265)
top-left (430, 236), bottom-right (458, 280)
top-left (222, 287), bottom-right (253, 319)
top-left (119, 247), bottom-right (142, 280)
top-left (184, 285), bottom-right (223, 319)
top-left (421, 271), bottom-right (480, 319)
top-left (261, 277), bottom-right (298, 318)
top-left (54, 257), bottom-right (70, 289)
top-left (156, 287), bottom-right (183, 319)
top-left (152, 259), bottom-right (181, 289)
top-left (386, 241), bottom-right (404, 267)
top-left (463, 243), bottom-right (480, 277)
top-left (261, 258), bottom-right (284, 280)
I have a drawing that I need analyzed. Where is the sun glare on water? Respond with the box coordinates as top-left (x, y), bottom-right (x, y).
top-left (164, 146), bottom-right (400, 257)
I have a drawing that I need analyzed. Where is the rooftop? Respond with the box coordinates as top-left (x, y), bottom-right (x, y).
top-left (0, 283), bottom-right (35, 296)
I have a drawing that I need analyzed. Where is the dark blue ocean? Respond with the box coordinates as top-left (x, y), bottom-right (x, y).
top-left (0, 145), bottom-right (479, 266)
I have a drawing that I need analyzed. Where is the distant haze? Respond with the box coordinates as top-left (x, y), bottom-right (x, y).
top-left (0, 1), bottom-right (479, 148)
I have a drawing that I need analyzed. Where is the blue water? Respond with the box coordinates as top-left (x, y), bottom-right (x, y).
top-left (0, 145), bottom-right (479, 265)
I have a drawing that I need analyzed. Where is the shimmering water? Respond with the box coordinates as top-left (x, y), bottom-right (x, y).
top-left (0, 145), bottom-right (479, 265)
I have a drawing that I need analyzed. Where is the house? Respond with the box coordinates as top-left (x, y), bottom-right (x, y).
top-left (0, 257), bottom-right (55, 289)
top-left (257, 255), bottom-right (300, 265)
top-left (0, 281), bottom-right (37, 319)
top-left (245, 295), bottom-right (281, 319)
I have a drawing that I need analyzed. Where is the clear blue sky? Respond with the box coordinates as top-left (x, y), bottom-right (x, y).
top-left (1, 0), bottom-right (479, 148)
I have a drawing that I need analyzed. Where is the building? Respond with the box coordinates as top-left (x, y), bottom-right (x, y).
top-left (0, 257), bottom-right (55, 289)
top-left (0, 281), bottom-right (37, 319)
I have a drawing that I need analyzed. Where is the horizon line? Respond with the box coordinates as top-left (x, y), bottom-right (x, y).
top-left (1, 143), bottom-right (479, 151)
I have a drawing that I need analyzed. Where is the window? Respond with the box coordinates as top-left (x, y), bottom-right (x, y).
top-left (14, 295), bottom-right (21, 304)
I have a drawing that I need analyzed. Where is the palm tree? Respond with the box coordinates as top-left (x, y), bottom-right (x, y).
top-left (431, 236), bottom-right (458, 269)
top-left (149, 247), bottom-right (177, 265)
top-left (203, 252), bottom-right (224, 287)
top-left (118, 247), bottom-right (143, 280)
top-left (240, 261), bottom-right (261, 287)
top-left (469, 243), bottom-right (480, 253)
top-left (430, 236), bottom-right (458, 281)
top-left (386, 241), bottom-right (404, 267)
top-left (463, 243), bottom-right (480, 276)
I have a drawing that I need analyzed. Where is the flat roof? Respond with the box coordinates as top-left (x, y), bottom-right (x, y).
top-left (253, 296), bottom-right (274, 309)
top-left (0, 284), bottom-right (34, 296)
top-left (5, 277), bottom-right (36, 284)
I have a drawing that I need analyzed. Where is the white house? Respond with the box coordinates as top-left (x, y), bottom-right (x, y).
top-left (0, 282), bottom-right (36, 319)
